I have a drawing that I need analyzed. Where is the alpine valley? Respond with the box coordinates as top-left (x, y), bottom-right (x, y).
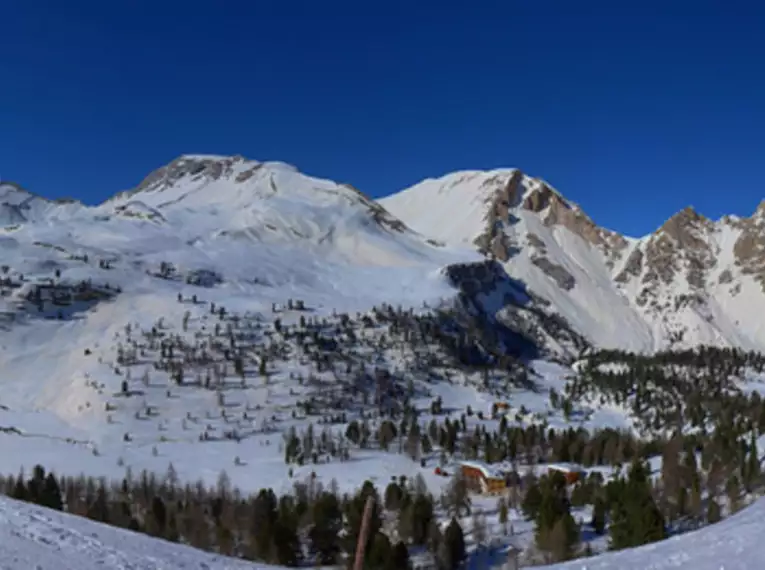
top-left (3, 154), bottom-right (765, 568)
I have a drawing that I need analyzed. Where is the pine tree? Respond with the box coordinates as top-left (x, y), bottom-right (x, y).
top-left (444, 472), bottom-right (470, 517)
top-left (41, 473), bottom-right (63, 511)
top-left (272, 496), bottom-right (301, 567)
top-left (439, 517), bottom-right (466, 570)
top-left (249, 488), bottom-right (279, 561)
top-left (497, 496), bottom-right (509, 535)
top-left (521, 478), bottom-right (543, 520)
top-left (407, 493), bottom-right (434, 546)
top-left (384, 481), bottom-right (404, 511)
top-left (367, 532), bottom-right (393, 570)
top-left (744, 433), bottom-right (761, 492)
top-left (390, 541), bottom-right (411, 570)
top-left (706, 498), bottom-right (722, 524)
top-left (533, 473), bottom-right (579, 562)
top-left (546, 515), bottom-right (579, 563)
top-left (309, 492), bottom-right (343, 565)
top-left (608, 460), bottom-right (666, 550)
top-left (150, 496), bottom-right (167, 537)
top-left (11, 474), bottom-right (28, 502)
top-left (591, 496), bottom-right (607, 535)
top-left (86, 484), bottom-right (110, 524)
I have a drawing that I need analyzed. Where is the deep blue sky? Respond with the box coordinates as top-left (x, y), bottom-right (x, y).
top-left (2, 1), bottom-right (763, 236)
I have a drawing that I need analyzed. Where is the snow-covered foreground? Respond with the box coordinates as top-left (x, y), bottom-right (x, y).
top-left (545, 500), bottom-right (764, 570)
top-left (0, 490), bottom-right (763, 570)
top-left (0, 495), bottom-right (259, 570)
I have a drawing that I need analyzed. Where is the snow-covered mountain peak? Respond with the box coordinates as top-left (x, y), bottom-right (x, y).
top-left (113, 154), bottom-right (252, 199)
top-left (112, 154), bottom-right (377, 213)
top-left (0, 181), bottom-right (32, 201)
top-left (384, 167), bottom-right (765, 352)
top-left (102, 155), bottom-right (424, 257)
top-left (0, 156), bottom-right (457, 288)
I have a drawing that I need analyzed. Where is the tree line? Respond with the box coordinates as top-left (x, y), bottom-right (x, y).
top-left (0, 465), bottom-right (473, 570)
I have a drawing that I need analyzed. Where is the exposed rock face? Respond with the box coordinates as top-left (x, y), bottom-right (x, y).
top-left (718, 269), bottom-right (733, 284)
top-left (473, 170), bottom-right (524, 259)
top-left (522, 182), bottom-right (557, 213)
top-left (629, 208), bottom-right (717, 305)
top-left (234, 164), bottom-right (263, 183)
top-left (732, 209), bottom-right (765, 291)
top-left (528, 184), bottom-right (628, 268)
top-left (526, 233), bottom-right (546, 250)
top-left (615, 248), bottom-right (643, 283)
top-left (473, 172), bottom-right (628, 271)
top-left (443, 260), bottom-right (520, 299)
top-left (0, 181), bottom-right (29, 196)
top-left (442, 259), bottom-right (588, 357)
top-left (531, 257), bottom-right (576, 291)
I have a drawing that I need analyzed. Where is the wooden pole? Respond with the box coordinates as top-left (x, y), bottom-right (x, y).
top-left (352, 495), bottom-right (375, 570)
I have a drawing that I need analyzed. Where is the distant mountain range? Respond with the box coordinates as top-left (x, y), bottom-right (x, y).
top-left (3, 154), bottom-right (765, 352)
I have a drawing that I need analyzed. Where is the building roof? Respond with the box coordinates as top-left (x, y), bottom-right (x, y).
top-left (459, 460), bottom-right (505, 479)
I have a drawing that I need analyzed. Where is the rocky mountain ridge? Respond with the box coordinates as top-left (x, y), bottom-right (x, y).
top-left (382, 168), bottom-right (765, 352)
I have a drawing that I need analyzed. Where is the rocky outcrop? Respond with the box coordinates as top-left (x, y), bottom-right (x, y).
top-left (234, 163), bottom-right (263, 183)
top-left (123, 155), bottom-right (245, 197)
top-left (639, 207), bottom-right (717, 293)
top-left (522, 183), bottom-right (557, 213)
top-left (615, 248), bottom-right (643, 283)
top-left (473, 170), bottom-right (524, 259)
top-left (443, 260), bottom-right (524, 300)
top-left (531, 256), bottom-right (576, 291)
top-left (471, 171), bottom-right (628, 269)
top-left (732, 209), bottom-right (765, 291)
top-left (526, 233), bottom-right (546, 251)
top-left (718, 269), bottom-right (734, 284)
top-left (442, 260), bottom-right (587, 357)
top-left (528, 184), bottom-right (629, 268)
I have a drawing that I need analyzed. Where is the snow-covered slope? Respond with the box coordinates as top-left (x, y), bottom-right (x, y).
top-left (101, 155), bottom-right (465, 269)
top-left (0, 494), bottom-right (258, 569)
top-left (545, 496), bottom-right (765, 570)
top-left (382, 169), bottom-right (765, 352)
top-left (0, 182), bottom-right (82, 225)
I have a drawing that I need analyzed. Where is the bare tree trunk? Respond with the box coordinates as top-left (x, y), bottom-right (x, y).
top-left (353, 496), bottom-right (375, 570)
